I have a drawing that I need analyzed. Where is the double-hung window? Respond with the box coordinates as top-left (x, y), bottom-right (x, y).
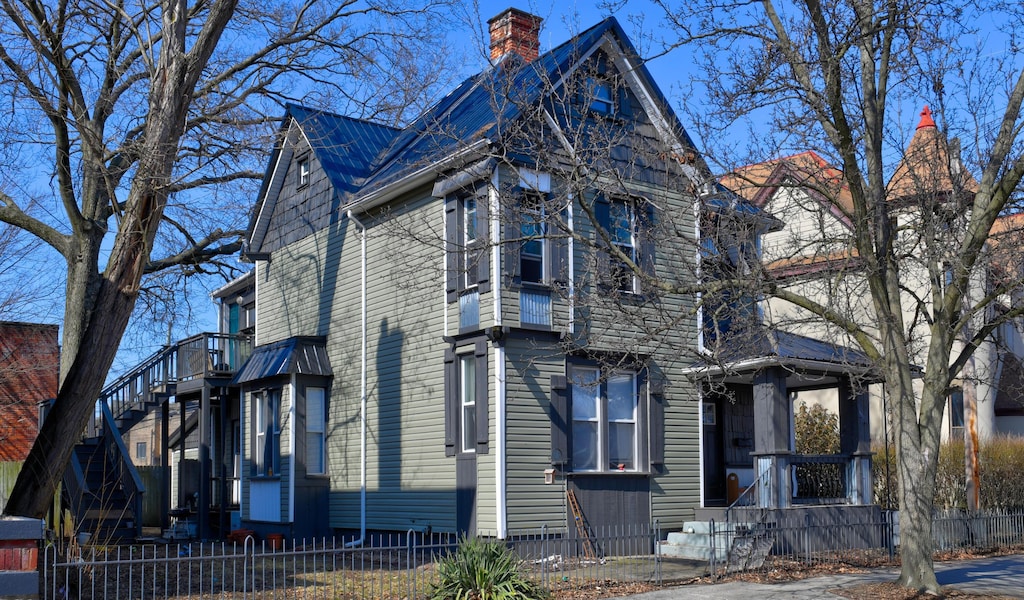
top-left (460, 354), bottom-right (477, 453)
top-left (306, 387), bottom-right (326, 475)
top-left (253, 389), bottom-right (281, 477)
top-left (445, 342), bottom-right (489, 457)
top-left (609, 199), bottom-right (638, 293)
top-left (570, 368), bottom-right (638, 472)
top-left (462, 196), bottom-right (479, 289)
top-left (520, 192), bottom-right (546, 283)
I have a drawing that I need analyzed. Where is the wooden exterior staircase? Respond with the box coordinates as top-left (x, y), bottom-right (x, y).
top-left (61, 333), bottom-right (250, 544)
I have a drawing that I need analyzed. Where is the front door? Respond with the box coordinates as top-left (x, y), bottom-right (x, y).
top-left (702, 398), bottom-right (726, 504)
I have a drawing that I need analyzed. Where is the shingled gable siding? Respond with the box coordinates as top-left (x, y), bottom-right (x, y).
top-left (260, 134), bottom-right (340, 255)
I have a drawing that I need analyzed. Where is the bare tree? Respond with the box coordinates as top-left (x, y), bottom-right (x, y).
top-left (651, 0), bottom-right (1024, 592)
top-left (0, 0), bottom-right (455, 520)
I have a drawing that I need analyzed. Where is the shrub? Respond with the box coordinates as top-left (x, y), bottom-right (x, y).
top-left (794, 402), bottom-right (840, 454)
top-left (979, 435), bottom-right (1024, 509)
top-left (872, 435), bottom-right (1024, 510)
top-left (429, 536), bottom-right (548, 600)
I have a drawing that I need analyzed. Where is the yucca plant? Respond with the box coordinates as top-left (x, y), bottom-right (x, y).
top-left (429, 536), bottom-right (548, 600)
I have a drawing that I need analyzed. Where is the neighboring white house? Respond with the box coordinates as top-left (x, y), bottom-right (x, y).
top-left (721, 106), bottom-right (1024, 444)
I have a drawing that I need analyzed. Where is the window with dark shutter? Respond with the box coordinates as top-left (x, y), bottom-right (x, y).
top-left (446, 343), bottom-right (490, 457)
top-left (594, 195), bottom-right (655, 295)
top-left (552, 364), bottom-right (659, 473)
top-left (446, 187), bottom-right (490, 308)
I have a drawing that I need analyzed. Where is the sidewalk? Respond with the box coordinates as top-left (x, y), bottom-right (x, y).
top-left (629, 554), bottom-right (1024, 599)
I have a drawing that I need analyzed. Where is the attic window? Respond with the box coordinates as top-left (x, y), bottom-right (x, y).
top-left (298, 156), bottom-right (310, 188)
top-left (589, 77), bottom-right (615, 115)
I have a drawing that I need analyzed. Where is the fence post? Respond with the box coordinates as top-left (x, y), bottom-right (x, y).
top-left (709, 519), bottom-right (716, 576)
top-left (804, 513), bottom-right (811, 565)
top-left (0, 517), bottom-right (43, 600)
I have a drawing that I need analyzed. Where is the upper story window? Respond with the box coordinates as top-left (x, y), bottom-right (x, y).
top-left (520, 191), bottom-right (546, 283)
top-left (298, 157), bottom-right (310, 188)
top-left (595, 195), bottom-right (652, 295)
top-left (446, 188), bottom-right (491, 304)
top-left (609, 200), bottom-right (638, 293)
top-left (463, 195), bottom-right (480, 289)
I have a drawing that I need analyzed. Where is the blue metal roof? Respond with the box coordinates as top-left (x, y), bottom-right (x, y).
top-left (286, 105), bottom-right (400, 198)
top-left (233, 337), bottom-right (332, 384)
top-left (286, 15), bottom-right (705, 198)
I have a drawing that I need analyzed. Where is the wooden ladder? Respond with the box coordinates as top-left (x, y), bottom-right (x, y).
top-left (566, 488), bottom-right (596, 560)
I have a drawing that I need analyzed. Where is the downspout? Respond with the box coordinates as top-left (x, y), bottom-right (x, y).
top-left (490, 173), bottom-right (507, 538)
top-left (346, 210), bottom-right (368, 547)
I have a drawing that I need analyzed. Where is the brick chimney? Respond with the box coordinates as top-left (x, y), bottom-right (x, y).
top-left (487, 8), bottom-right (543, 63)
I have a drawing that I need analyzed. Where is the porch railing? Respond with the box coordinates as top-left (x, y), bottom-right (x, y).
top-left (751, 452), bottom-right (873, 509)
top-left (177, 333), bottom-right (253, 382)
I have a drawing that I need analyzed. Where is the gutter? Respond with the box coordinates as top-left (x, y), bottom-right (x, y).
top-left (680, 357), bottom-right (879, 381)
top-left (345, 210), bottom-right (369, 548)
top-left (346, 139), bottom-right (491, 216)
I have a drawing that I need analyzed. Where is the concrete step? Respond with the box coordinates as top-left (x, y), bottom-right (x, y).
top-left (656, 521), bottom-right (736, 561)
top-left (657, 521), bottom-right (764, 562)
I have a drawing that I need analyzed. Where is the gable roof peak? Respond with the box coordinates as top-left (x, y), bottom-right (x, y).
top-left (917, 105), bottom-right (936, 130)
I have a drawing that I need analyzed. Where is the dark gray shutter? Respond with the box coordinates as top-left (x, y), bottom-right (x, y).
top-left (445, 196), bottom-right (459, 303)
top-left (639, 201), bottom-right (656, 287)
top-left (475, 188), bottom-right (491, 293)
top-left (475, 341), bottom-right (489, 454)
top-left (649, 378), bottom-right (665, 467)
top-left (504, 190), bottom-right (522, 287)
top-left (593, 195), bottom-right (611, 289)
top-left (550, 375), bottom-right (569, 466)
top-left (444, 348), bottom-right (457, 457)
top-left (547, 201), bottom-right (569, 285)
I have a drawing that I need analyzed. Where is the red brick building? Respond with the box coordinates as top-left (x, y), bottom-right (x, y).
top-left (0, 322), bottom-right (59, 462)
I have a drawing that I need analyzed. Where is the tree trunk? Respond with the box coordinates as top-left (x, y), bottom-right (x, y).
top-left (4, 276), bottom-right (136, 518)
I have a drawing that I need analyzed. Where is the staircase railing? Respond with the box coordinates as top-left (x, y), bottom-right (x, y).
top-left (99, 399), bottom-right (145, 538)
top-left (87, 344), bottom-right (178, 438)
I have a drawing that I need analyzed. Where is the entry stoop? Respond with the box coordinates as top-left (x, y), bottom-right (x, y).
top-left (656, 521), bottom-right (734, 562)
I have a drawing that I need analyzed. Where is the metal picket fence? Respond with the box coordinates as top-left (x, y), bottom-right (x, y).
top-left (42, 509), bottom-right (1024, 597)
top-left (44, 523), bottom-right (662, 599)
top-left (707, 508), bottom-right (1024, 577)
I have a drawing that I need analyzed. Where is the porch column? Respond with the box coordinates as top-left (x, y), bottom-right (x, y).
top-left (199, 384), bottom-right (211, 538)
top-left (839, 378), bottom-right (872, 505)
top-left (752, 367), bottom-right (791, 508)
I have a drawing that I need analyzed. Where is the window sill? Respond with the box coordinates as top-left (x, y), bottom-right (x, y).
top-left (565, 470), bottom-right (649, 478)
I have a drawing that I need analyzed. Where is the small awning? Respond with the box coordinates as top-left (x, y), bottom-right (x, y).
top-left (232, 336), bottom-right (332, 384)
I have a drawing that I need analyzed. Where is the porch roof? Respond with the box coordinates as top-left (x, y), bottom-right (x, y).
top-left (232, 336), bottom-right (332, 384)
top-left (686, 328), bottom-right (882, 385)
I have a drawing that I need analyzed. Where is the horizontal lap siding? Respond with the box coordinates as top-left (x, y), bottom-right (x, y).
top-left (504, 337), bottom-right (567, 529)
top-left (330, 192), bottom-right (454, 532)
